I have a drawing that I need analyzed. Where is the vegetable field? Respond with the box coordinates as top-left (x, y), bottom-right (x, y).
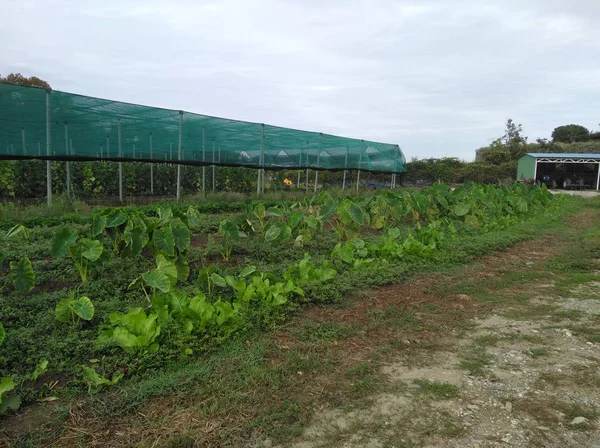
top-left (0, 183), bottom-right (560, 442)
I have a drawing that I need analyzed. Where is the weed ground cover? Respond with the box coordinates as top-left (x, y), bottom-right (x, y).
top-left (0, 183), bottom-right (573, 446)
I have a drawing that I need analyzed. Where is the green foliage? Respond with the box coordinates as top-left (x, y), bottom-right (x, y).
top-left (55, 294), bottom-right (95, 324)
top-left (0, 376), bottom-right (20, 415)
top-left (552, 124), bottom-right (591, 143)
top-left (0, 323), bottom-right (4, 347)
top-left (218, 219), bottom-right (246, 261)
top-left (31, 360), bottom-right (48, 382)
top-left (81, 366), bottom-right (123, 394)
top-left (9, 257), bottom-right (35, 293)
top-left (284, 253), bottom-right (337, 286)
top-left (97, 308), bottom-right (161, 353)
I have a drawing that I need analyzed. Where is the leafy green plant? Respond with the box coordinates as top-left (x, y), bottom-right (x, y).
top-left (31, 360), bottom-right (49, 382)
top-left (6, 223), bottom-right (28, 239)
top-left (0, 377), bottom-right (20, 415)
top-left (218, 219), bottom-right (246, 261)
top-left (55, 294), bottom-right (95, 325)
top-left (0, 256), bottom-right (35, 294)
top-left (81, 366), bottom-right (123, 394)
top-left (51, 227), bottom-right (105, 283)
top-left (284, 253), bottom-right (337, 286)
top-left (331, 238), bottom-right (373, 267)
top-left (97, 308), bottom-right (161, 353)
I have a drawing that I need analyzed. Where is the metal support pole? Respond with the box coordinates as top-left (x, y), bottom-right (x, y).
top-left (342, 146), bottom-right (349, 190)
top-left (533, 160), bottom-right (538, 183)
top-left (212, 140), bottom-right (216, 192)
top-left (64, 123), bottom-right (71, 197)
top-left (133, 143), bottom-right (136, 159)
top-left (38, 142), bottom-right (41, 156)
top-left (356, 170), bottom-right (361, 193)
top-left (46, 89), bottom-right (52, 206)
top-left (177, 111), bottom-right (183, 201)
top-left (596, 163), bottom-right (600, 191)
top-left (297, 149), bottom-right (301, 188)
top-left (260, 124), bottom-right (265, 194)
top-left (313, 133), bottom-right (322, 194)
top-left (149, 133), bottom-right (154, 195)
top-left (201, 128), bottom-right (206, 195)
top-left (106, 135), bottom-right (110, 158)
top-left (21, 127), bottom-right (27, 155)
top-left (305, 142), bottom-right (309, 194)
top-left (118, 120), bottom-right (123, 202)
top-left (170, 142), bottom-right (173, 161)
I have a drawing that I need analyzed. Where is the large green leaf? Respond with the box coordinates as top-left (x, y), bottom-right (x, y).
top-left (288, 210), bottom-right (304, 229)
top-left (156, 254), bottom-right (178, 287)
top-left (185, 206), bottom-right (202, 230)
top-left (105, 210), bottom-right (127, 228)
top-left (153, 226), bottom-right (175, 257)
top-left (158, 206), bottom-right (173, 226)
top-left (72, 296), bottom-right (94, 321)
top-left (220, 219), bottom-right (246, 242)
top-left (210, 273), bottom-right (227, 288)
top-left (123, 225), bottom-right (149, 255)
top-left (80, 239), bottom-right (104, 262)
top-left (453, 203), bottom-right (470, 217)
top-left (6, 224), bottom-right (27, 239)
top-left (174, 256), bottom-right (190, 282)
top-left (265, 226), bottom-right (281, 242)
top-left (171, 218), bottom-right (191, 252)
top-left (0, 376), bottom-right (17, 400)
top-left (319, 200), bottom-right (338, 222)
top-left (142, 270), bottom-right (171, 293)
top-left (91, 214), bottom-right (108, 237)
top-left (51, 227), bottom-right (78, 258)
top-left (55, 298), bottom-right (73, 323)
top-left (10, 257), bottom-right (35, 293)
top-left (342, 201), bottom-right (367, 226)
top-left (0, 323), bottom-right (5, 347)
top-left (239, 265), bottom-right (257, 278)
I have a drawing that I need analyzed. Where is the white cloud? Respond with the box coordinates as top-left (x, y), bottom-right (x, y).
top-left (1, 0), bottom-right (599, 161)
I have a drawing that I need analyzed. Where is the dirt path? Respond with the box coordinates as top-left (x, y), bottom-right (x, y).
top-left (262, 209), bottom-right (600, 448)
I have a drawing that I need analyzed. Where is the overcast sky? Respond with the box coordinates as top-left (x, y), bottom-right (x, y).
top-left (2, 0), bottom-right (599, 161)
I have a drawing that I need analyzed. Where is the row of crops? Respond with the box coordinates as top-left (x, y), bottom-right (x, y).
top-left (0, 183), bottom-right (557, 414)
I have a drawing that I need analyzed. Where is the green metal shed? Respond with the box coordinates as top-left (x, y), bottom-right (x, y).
top-left (517, 153), bottom-right (600, 190)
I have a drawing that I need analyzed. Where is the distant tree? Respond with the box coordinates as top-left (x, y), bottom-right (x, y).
top-left (0, 73), bottom-right (51, 89)
top-left (477, 142), bottom-right (511, 165)
top-left (551, 124), bottom-right (590, 143)
top-left (499, 119), bottom-right (528, 160)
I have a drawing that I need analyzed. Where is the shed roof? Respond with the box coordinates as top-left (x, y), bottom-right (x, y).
top-left (525, 153), bottom-right (600, 160)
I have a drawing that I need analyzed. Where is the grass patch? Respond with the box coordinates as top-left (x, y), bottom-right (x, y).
top-left (411, 379), bottom-right (459, 399)
top-left (368, 306), bottom-right (424, 332)
top-left (292, 320), bottom-right (354, 341)
top-left (525, 347), bottom-right (550, 358)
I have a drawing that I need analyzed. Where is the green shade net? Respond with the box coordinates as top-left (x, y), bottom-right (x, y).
top-left (0, 83), bottom-right (406, 173)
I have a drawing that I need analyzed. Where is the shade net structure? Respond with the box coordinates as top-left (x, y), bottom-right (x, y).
top-left (0, 83), bottom-right (406, 173)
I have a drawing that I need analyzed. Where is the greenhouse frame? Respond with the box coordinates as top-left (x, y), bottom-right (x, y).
top-left (0, 83), bottom-right (406, 203)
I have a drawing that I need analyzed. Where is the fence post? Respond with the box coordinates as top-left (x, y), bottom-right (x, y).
top-left (149, 133), bottom-right (154, 195)
top-left (202, 128), bottom-right (206, 195)
top-left (305, 141), bottom-right (309, 194)
top-left (342, 146), bottom-right (349, 190)
top-left (64, 122), bottom-right (71, 197)
top-left (46, 89), bottom-right (52, 206)
top-left (177, 111), bottom-right (183, 201)
top-left (212, 140), bottom-right (216, 192)
top-left (118, 119), bottom-right (123, 202)
top-left (313, 133), bottom-right (322, 194)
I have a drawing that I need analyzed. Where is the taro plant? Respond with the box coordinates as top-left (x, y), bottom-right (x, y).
top-left (55, 293), bottom-right (95, 325)
top-left (218, 219), bottom-right (246, 261)
top-left (222, 269), bottom-right (304, 308)
top-left (0, 326), bottom-right (20, 415)
top-left (284, 253), bottom-right (337, 286)
top-left (131, 254), bottom-right (178, 301)
top-left (51, 227), bottom-right (105, 283)
top-left (331, 238), bottom-right (373, 267)
top-left (81, 366), bottom-right (123, 394)
top-left (97, 308), bottom-right (161, 353)
top-left (0, 257), bottom-right (35, 294)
